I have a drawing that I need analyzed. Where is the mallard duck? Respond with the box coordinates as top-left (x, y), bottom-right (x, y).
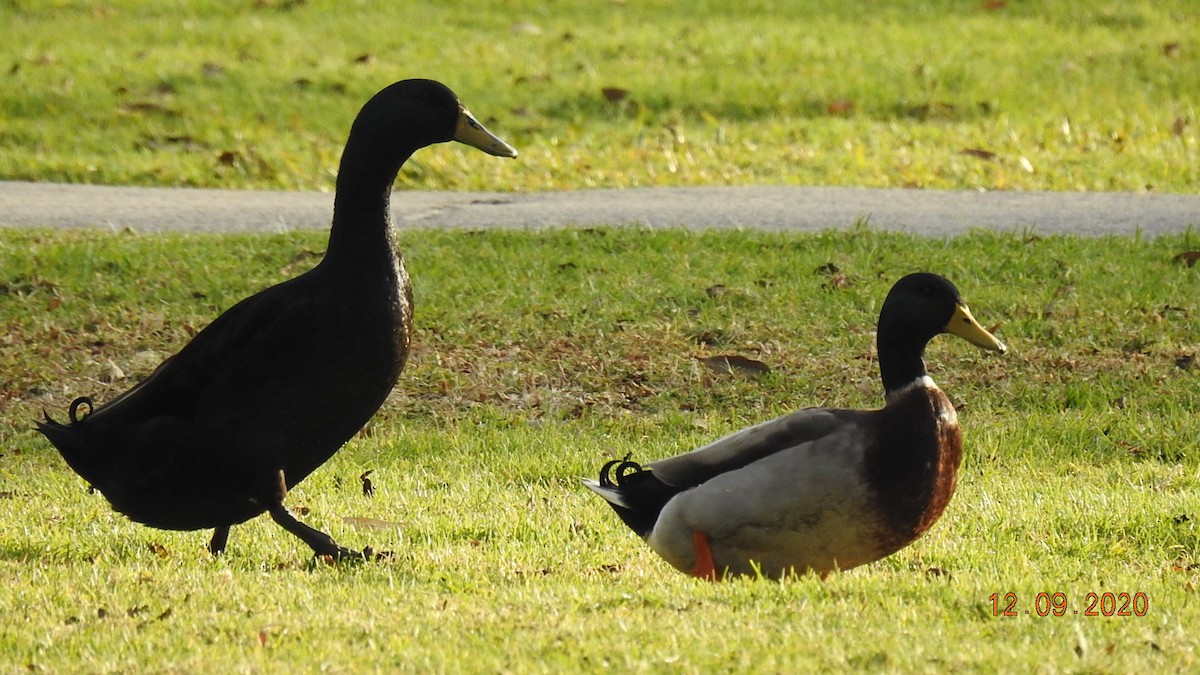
top-left (585, 273), bottom-right (1006, 579)
top-left (37, 79), bottom-right (517, 559)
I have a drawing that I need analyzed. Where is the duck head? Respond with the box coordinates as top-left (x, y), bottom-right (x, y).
top-left (877, 272), bottom-right (1006, 397)
top-left (348, 79), bottom-right (517, 164)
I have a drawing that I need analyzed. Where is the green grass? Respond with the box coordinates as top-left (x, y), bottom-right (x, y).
top-left (1, 227), bottom-right (1198, 671)
top-left (3, 0), bottom-right (1198, 192)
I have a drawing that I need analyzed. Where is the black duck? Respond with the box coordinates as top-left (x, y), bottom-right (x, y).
top-left (38, 79), bottom-right (517, 559)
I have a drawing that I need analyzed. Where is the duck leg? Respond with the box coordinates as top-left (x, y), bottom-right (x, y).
top-left (265, 470), bottom-right (367, 561)
top-left (209, 526), bottom-right (230, 555)
top-left (690, 530), bottom-right (721, 581)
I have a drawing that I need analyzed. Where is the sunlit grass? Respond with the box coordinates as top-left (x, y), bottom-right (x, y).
top-left (1, 226), bottom-right (1198, 671)
top-left (2, 0), bottom-right (1197, 192)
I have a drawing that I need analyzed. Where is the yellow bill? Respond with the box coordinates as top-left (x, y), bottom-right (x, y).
top-left (946, 303), bottom-right (1007, 353)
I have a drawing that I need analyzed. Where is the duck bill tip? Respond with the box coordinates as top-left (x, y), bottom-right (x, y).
top-left (947, 303), bottom-right (1006, 353)
top-left (455, 108), bottom-right (517, 158)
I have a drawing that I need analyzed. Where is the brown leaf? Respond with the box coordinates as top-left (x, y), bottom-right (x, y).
top-left (601, 87), bottom-right (629, 103)
top-left (698, 354), bottom-right (771, 378)
top-left (826, 99), bottom-right (854, 115)
top-left (217, 150), bottom-right (239, 166)
top-left (705, 284), bottom-right (727, 298)
top-left (1163, 42), bottom-right (1181, 58)
top-left (147, 542), bottom-right (168, 557)
top-left (690, 329), bottom-right (725, 347)
top-left (823, 273), bottom-right (853, 290)
top-left (1172, 117), bottom-right (1188, 136)
top-left (1172, 251), bottom-right (1199, 267)
top-left (118, 101), bottom-right (178, 116)
top-left (352, 53), bottom-right (374, 64)
top-left (959, 147), bottom-right (997, 161)
top-left (981, 0), bottom-right (1005, 8)
top-left (925, 566), bottom-right (952, 579)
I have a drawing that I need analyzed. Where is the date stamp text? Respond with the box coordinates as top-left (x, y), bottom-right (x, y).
top-left (989, 592), bottom-right (1148, 617)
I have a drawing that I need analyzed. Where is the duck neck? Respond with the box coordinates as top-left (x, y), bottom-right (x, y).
top-left (878, 330), bottom-right (933, 403)
top-left (323, 137), bottom-right (413, 270)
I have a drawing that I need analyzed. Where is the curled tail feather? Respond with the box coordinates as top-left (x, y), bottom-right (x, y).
top-left (37, 396), bottom-right (105, 486)
top-left (583, 454), bottom-right (679, 539)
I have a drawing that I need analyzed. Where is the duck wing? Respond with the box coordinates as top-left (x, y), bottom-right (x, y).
top-left (648, 407), bottom-right (856, 488)
top-left (83, 273), bottom-right (314, 429)
top-left (585, 407), bottom-right (860, 539)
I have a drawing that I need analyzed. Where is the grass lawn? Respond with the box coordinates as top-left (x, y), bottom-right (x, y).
top-left (2, 0), bottom-right (1199, 671)
top-left (1, 227), bottom-right (1198, 671)
top-left (2, 0), bottom-right (1197, 193)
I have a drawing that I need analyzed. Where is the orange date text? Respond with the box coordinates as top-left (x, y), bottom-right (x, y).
top-left (989, 592), bottom-right (1148, 617)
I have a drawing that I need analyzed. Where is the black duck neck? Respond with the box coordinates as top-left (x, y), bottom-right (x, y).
top-left (323, 135), bottom-right (415, 271)
top-left (877, 326), bottom-right (934, 402)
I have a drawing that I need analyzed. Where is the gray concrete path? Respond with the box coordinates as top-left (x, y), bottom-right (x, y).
top-left (1, 181), bottom-right (1196, 236)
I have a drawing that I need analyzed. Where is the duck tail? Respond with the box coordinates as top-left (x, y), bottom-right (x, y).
top-left (36, 397), bottom-right (106, 486)
top-left (583, 455), bottom-right (676, 539)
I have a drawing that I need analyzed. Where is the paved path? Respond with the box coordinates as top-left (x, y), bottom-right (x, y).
top-left (1, 181), bottom-right (1196, 236)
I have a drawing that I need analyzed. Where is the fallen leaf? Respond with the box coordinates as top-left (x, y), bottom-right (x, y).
top-left (1163, 42), bottom-right (1181, 57)
top-left (100, 359), bottom-right (126, 383)
top-left (341, 516), bottom-right (403, 530)
top-left (959, 147), bottom-right (997, 161)
top-left (690, 329), bottom-right (725, 347)
top-left (601, 87), bottom-right (629, 103)
top-left (698, 354), bottom-right (771, 378)
top-left (981, 0), bottom-right (1006, 9)
top-left (1172, 251), bottom-right (1199, 267)
top-left (118, 101), bottom-right (178, 116)
top-left (705, 284), bottom-right (727, 298)
top-left (1074, 624), bottom-right (1089, 658)
top-left (511, 21), bottom-right (542, 35)
top-left (217, 150), bottom-right (239, 166)
top-left (823, 273), bottom-right (853, 290)
top-left (1172, 117), bottom-right (1188, 136)
top-left (147, 542), bottom-right (168, 557)
top-left (925, 566), bottom-right (951, 579)
top-left (826, 99), bottom-right (854, 115)
top-left (352, 53), bottom-right (374, 64)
